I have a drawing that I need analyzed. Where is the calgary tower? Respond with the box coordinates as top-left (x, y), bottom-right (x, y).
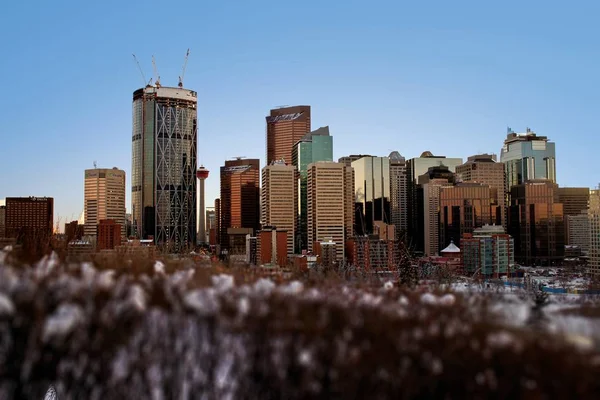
top-left (196, 166), bottom-right (209, 245)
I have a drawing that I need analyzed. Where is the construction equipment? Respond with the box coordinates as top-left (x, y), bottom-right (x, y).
top-left (132, 54), bottom-right (147, 86)
top-left (152, 55), bottom-right (161, 87)
top-left (178, 48), bottom-right (190, 88)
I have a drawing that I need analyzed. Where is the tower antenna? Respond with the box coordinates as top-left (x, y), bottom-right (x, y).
top-left (178, 48), bottom-right (190, 88)
top-left (152, 55), bottom-right (161, 87)
top-left (93, 160), bottom-right (97, 169)
top-left (132, 54), bottom-right (147, 86)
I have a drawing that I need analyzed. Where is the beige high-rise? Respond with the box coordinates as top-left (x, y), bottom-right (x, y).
top-left (307, 162), bottom-right (354, 261)
top-left (261, 162), bottom-right (297, 256)
top-left (84, 168), bottom-right (126, 239)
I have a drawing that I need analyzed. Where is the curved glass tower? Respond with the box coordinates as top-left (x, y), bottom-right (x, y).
top-left (132, 85), bottom-right (197, 252)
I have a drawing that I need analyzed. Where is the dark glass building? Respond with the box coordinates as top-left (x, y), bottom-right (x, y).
top-left (131, 85), bottom-right (197, 252)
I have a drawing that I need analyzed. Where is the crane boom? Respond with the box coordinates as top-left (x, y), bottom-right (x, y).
top-left (178, 48), bottom-right (190, 88)
top-left (132, 54), bottom-right (147, 86)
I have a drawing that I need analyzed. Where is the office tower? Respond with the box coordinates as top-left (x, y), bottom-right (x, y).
top-left (439, 183), bottom-right (494, 248)
top-left (456, 154), bottom-right (506, 227)
top-left (407, 152), bottom-right (462, 253)
top-left (266, 105), bottom-right (311, 165)
top-left (132, 85), bottom-right (197, 252)
top-left (558, 187), bottom-right (590, 249)
top-left (389, 151), bottom-right (408, 239)
top-left (214, 199), bottom-right (221, 245)
top-left (462, 225), bottom-right (514, 276)
top-left (418, 167), bottom-right (455, 256)
top-left (220, 158), bottom-right (260, 251)
top-left (0, 206), bottom-right (5, 238)
top-left (589, 189), bottom-right (600, 275)
top-left (84, 168), bottom-right (126, 239)
top-left (5, 197), bottom-right (53, 239)
top-left (261, 161), bottom-right (297, 256)
top-left (256, 227), bottom-right (288, 266)
top-left (352, 156), bottom-right (391, 235)
top-left (500, 128), bottom-right (556, 189)
top-left (196, 166), bottom-right (209, 245)
top-left (205, 207), bottom-right (216, 245)
top-left (338, 154), bottom-right (371, 167)
top-left (307, 162), bottom-right (354, 261)
top-left (558, 187), bottom-right (589, 216)
top-left (509, 180), bottom-right (564, 265)
top-left (97, 219), bottom-right (122, 251)
top-left (292, 126), bottom-right (333, 251)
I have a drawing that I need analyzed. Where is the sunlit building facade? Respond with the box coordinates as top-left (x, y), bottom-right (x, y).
top-left (351, 156), bottom-right (391, 235)
top-left (266, 105), bottom-right (311, 165)
top-left (508, 180), bottom-right (564, 265)
top-left (589, 189), bottom-right (600, 275)
top-left (132, 86), bottom-right (197, 252)
top-left (389, 151), bottom-right (408, 239)
top-left (84, 168), bottom-right (126, 239)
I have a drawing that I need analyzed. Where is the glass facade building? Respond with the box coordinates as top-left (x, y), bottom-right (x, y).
top-left (132, 86), bottom-right (198, 252)
top-left (500, 128), bottom-right (556, 189)
top-left (462, 225), bottom-right (514, 276)
top-left (292, 126), bottom-right (333, 251)
top-left (508, 180), bottom-right (564, 265)
top-left (351, 156), bottom-right (391, 236)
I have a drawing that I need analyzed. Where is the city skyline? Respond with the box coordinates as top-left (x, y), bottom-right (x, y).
top-left (2, 1), bottom-right (600, 224)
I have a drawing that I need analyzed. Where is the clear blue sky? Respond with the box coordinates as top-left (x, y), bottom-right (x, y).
top-left (1, 0), bottom-right (599, 227)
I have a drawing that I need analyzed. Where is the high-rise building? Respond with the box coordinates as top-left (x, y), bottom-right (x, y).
top-left (589, 189), bottom-right (600, 275)
top-left (461, 225), bottom-right (514, 276)
top-left (456, 154), bottom-right (506, 227)
top-left (5, 197), bottom-right (54, 240)
top-left (205, 207), bottom-right (216, 245)
top-left (389, 151), bottom-right (408, 239)
top-left (84, 168), bottom-right (126, 239)
top-left (0, 206), bottom-right (5, 238)
top-left (292, 126), bottom-right (333, 251)
top-left (509, 180), bottom-right (564, 265)
top-left (214, 199), bottom-right (221, 245)
top-left (64, 220), bottom-right (84, 243)
top-left (219, 158), bottom-right (260, 250)
top-left (418, 167), bottom-right (455, 256)
top-left (558, 187), bottom-right (589, 216)
top-left (352, 156), bottom-right (391, 235)
top-left (556, 188), bottom-right (590, 250)
top-left (307, 162), bottom-right (354, 261)
top-left (196, 166), bottom-right (209, 245)
top-left (132, 85), bottom-right (197, 252)
top-left (439, 183), bottom-right (494, 249)
top-left (500, 128), bottom-right (556, 189)
top-left (407, 152), bottom-right (462, 253)
top-left (261, 161), bottom-right (297, 256)
top-left (566, 214), bottom-right (590, 253)
top-left (266, 106), bottom-right (311, 165)
top-left (97, 219), bottom-right (122, 251)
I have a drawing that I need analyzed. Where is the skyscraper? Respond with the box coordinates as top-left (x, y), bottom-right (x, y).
top-left (439, 183), bottom-right (494, 248)
top-left (261, 161), bottom-right (297, 256)
top-left (589, 189), bottom-right (600, 275)
top-left (500, 128), bottom-right (556, 189)
top-left (292, 126), bottom-right (333, 251)
top-left (558, 187), bottom-right (590, 250)
top-left (219, 158), bottom-right (260, 251)
top-left (307, 162), bottom-right (354, 261)
top-left (84, 167), bottom-right (126, 239)
top-left (132, 85), bottom-right (197, 252)
top-left (266, 106), bottom-right (311, 165)
top-left (509, 180), bottom-right (564, 265)
top-left (418, 167), bottom-right (455, 256)
top-left (389, 151), bottom-right (408, 239)
top-left (407, 152), bottom-right (462, 254)
top-left (455, 154), bottom-right (506, 227)
top-left (351, 156), bottom-right (391, 235)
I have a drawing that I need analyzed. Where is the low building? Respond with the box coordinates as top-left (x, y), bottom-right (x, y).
top-left (314, 239), bottom-right (338, 268)
top-left (256, 227), bottom-right (288, 266)
top-left (65, 220), bottom-right (84, 243)
top-left (347, 236), bottom-right (398, 271)
top-left (97, 219), bottom-right (122, 251)
top-left (67, 240), bottom-right (94, 262)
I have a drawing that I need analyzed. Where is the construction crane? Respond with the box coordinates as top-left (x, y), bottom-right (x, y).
top-left (132, 54), bottom-right (147, 86)
top-left (152, 55), bottom-right (161, 87)
top-left (178, 48), bottom-right (190, 88)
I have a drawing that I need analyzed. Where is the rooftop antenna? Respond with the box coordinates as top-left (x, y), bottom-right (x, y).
top-left (178, 48), bottom-right (190, 88)
top-left (152, 55), bottom-right (161, 87)
top-left (232, 156), bottom-right (246, 160)
top-left (93, 160), bottom-right (97, 169)
top-left (132, 54), bottom-right (147, 86)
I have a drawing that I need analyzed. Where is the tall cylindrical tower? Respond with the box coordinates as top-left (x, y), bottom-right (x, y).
top-left (196, 166), bottom-right (209, 244)
top-left (132, 85), bottom-right (198, 252)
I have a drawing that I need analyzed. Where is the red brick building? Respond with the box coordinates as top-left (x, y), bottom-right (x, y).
top-left (97, 219), bottom-right (122, 251)
top-left (5, 197), bottom-right (53, 239)
top-left (257, 227), bottom-right (288, 266)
